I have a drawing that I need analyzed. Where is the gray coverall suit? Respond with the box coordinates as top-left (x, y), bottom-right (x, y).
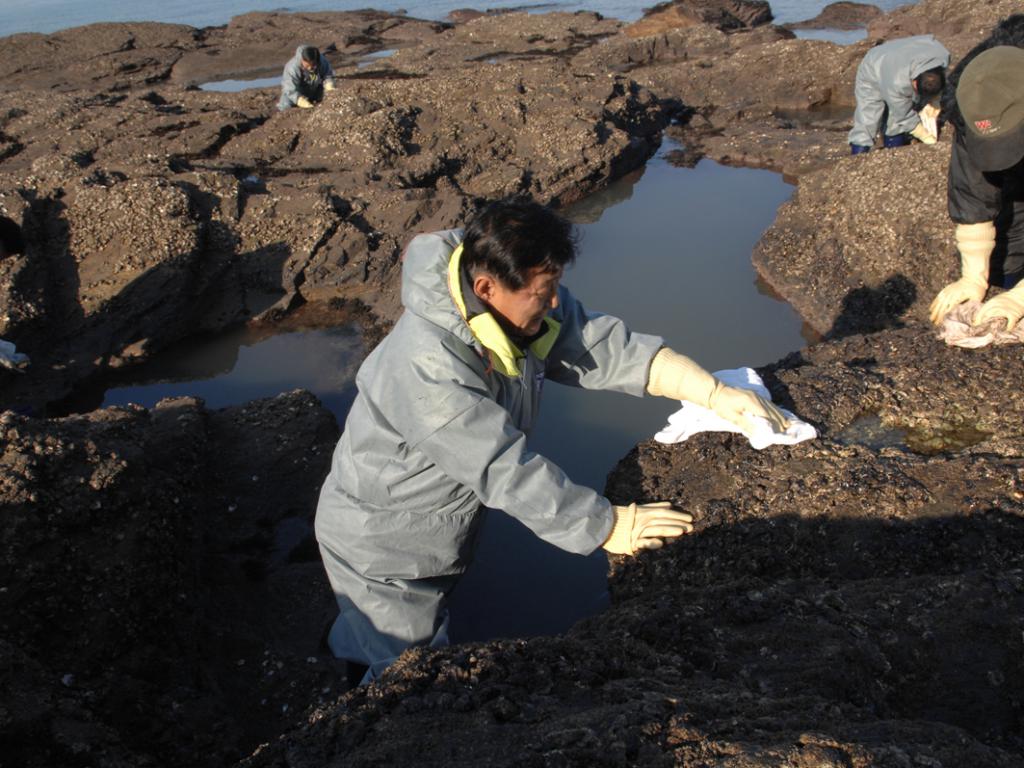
top-left (314, 229), bottom-right (664, 679)
top-left (848, 35), bottom-right (950, 147)
top-left (277, 45), bottom-right (335, 111)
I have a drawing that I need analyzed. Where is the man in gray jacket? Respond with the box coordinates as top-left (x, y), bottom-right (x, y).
top-left (277, 45), bottom-right (335, 111)
top-left (315, 200), bottom-right (790, 685)
top-left (848, 35), bottom-right (950, 154)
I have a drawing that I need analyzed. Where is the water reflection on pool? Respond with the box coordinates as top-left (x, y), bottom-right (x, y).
top-left (199, 75), bottom-right (281, 92)
top-left (99, 324), bottom-right (363, 417)
top-left (356, 49), bottom-right (396, 68)
top-left (792, 28), bottom-right (868, 45)
top-left (450, 144), bottom-right (808, 642)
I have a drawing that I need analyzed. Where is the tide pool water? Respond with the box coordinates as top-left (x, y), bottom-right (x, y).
top-left (74, 143), bottom-right (807, 641)
top-left (452, 147), bottom-right (807, 641)
top-left (2, 0), bottom-right (915, 37)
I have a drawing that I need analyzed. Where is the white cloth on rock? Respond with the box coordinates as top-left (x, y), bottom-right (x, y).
top-left (654, 367), bottom-right (817, 450)
top-left (0, 339), bottom-right (28, 371)
top-left (937, 300), bottom-right (1024, 348)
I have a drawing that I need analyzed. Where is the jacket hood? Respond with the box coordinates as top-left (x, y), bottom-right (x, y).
top-left (401, 230), bottom-right (476, 349)
top-left (906, 35), bottom-right (949, 80)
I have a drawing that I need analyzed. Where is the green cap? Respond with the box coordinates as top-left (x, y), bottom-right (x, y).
top-left (957, 46), bottom-right (1024, 172)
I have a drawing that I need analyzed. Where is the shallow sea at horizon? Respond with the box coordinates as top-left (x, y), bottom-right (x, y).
top-left (2, 0), bottom-right (914, 37)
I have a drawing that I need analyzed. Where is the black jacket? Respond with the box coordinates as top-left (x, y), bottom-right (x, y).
top-left (942, 14), bottom-right (1024, 225)
top-left (947, 130), bottom-right (1024, 225)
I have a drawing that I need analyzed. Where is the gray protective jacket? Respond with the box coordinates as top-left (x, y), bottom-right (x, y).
top-left (315, 229), bottom-right (663, 667)
top-left (277, 45), bottom-right (335, 111)
top-left (848, 35), bottom-right (950, 146)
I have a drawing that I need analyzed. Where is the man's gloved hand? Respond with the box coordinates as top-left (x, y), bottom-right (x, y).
top-left (324, 80), bottom-right (336, 92)
top-left (647, 347), bottom-right (790, 435)
top-left (929, 221), bottom-right (995, 324)
top-left (973, 282), bottom-right (1024, 330)
top-left (910, 122), bottom-right (937, 145)
top-left (602, 502), bottom-right (694, 556)
top-left (295, 96), bottom-right (315, 109)
top-left (920, 103), bottom-right (941, 120)
top-left (708, 382), bottom-right (790, 434)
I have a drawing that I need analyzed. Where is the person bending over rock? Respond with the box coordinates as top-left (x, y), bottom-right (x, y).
top-left (277, 45), bottom-right (335, 111)
top-left (848, 35), bottom-right (949, 154)
top-left (313, 199), bottom-right (792, 686)
top-left (930, 16), bottom-right (1024, 328)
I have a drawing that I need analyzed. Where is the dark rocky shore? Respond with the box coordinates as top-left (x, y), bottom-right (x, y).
top-left (2, 0), bottom-right (1023, 765)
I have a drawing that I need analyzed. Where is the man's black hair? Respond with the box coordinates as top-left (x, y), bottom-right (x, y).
top-left (915, 67), bottom-right (945, 101)
top-left (0, 215), bottom-right (24, 258)
top-left (301, 46), bottom-right (321, 65)
top-left (941, 14), bottom-right (1024, 130)
top-left (461, 199), bottom-right (577, 290)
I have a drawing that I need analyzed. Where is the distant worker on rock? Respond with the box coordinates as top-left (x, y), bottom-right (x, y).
top-left (277, 45), bottom-right (335, 111)
top-left (314, 199), bottom-right (792, 686)
top-left (929, 18), bottom-right (1024, 328)
top-left (848, 35), bottom-right (950, 154)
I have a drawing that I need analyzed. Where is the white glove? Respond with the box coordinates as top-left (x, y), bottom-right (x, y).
top-left (602, 502), bottom-right (694, 556)
top-left (929, 222), bottom-right (995, 324)
top-left (647, 348), bottom-right (790, 435)
top-left (910, 121), bottom-right (936, 145)
top-left (974, 282), bottom-right (1024, 330)
top-left (295, 96), bottom-right (314, 109)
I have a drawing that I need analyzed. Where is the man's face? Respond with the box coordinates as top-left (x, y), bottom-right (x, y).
top-left (301, 58), bottom-right (316, 72)
top-left (475, 266), bottom-right (562, 337)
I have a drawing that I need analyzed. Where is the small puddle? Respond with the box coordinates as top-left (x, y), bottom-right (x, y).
top-left (905, 423), bottom-right (991, 456)
top-left (836, 413), bottom-right (990, 455)
top-left (62, 323), bottom-right (364, 417)
top-left (835, 413), bottom-right (909, 451)
top-left (773, 103), bottom-right (854, 124)
top-left (356, 49), bottom-right (396, 69)
top-left (200, 75), bottom-right (281, 93)
top-left (791, 28), bottom-right (868, 45)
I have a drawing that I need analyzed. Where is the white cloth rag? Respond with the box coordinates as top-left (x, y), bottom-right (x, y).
top-left (653, 367), bottom-right (817, 450)
top-left (0, 339), bottom-right (28, 371)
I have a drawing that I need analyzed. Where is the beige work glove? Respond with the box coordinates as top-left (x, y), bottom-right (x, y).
top-left (324, 80), bottom-right (336, 92)
top-left (910, 121), bottom-right (936, 145)
top-left (974, 282), bottom-right (1024, 330)
top-left (295, 96), bottom-right (315, 109)
top-left (647, 348), bottom-right (790, 435)
top-left (602, 502), bottom-right (694, 556)
top-left (928, 221), bottom-right (995, 324)
top-left (920, 103), bottom-right (941, 120)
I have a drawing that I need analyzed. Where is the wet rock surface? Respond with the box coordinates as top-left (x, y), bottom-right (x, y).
top-left (624, 0), bottom-right (773, 38)
top-left (609, 0), bottom-right (1020, 176)
top-left (0, 10), bottom-right (667, 412)
top-left (4, 1), bottom-right (1024, 766)
top-left (1, 390), bottom-right (343, 767)
top-left (753, 141), bottom-right (954, 336)
top-left (239, 324), bottom-right (1024, 767)
top-left (784, 1), bottom-right (882, 31)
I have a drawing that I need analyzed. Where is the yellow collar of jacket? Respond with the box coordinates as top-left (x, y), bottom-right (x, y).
top-left (447, 243), bottom-right (560, 377)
